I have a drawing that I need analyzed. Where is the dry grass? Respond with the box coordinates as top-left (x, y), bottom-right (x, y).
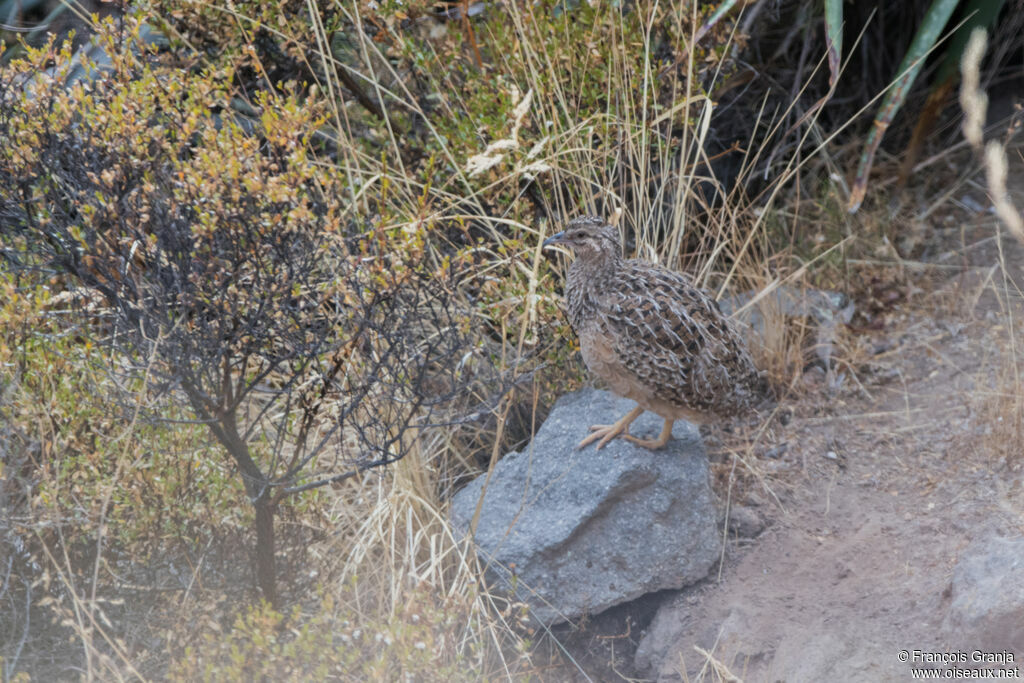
top-left (321, 436), bottom-right (534, 677)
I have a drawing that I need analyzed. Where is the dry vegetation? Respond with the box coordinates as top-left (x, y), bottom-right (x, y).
top-left (1, 1), bottom-right (1022, 681)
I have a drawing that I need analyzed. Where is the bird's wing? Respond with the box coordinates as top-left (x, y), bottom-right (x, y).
top-left (599, 262), bottom-right (760, 414)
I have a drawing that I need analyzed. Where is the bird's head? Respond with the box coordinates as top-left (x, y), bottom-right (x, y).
top-left (542, 216), bottom-right (621, 260)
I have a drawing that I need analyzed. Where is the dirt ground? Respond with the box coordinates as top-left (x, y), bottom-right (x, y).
top-left (552, 204), bottom-right (1024, 681)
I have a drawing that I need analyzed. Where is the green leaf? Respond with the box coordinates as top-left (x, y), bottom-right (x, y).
top-left (824, 0), bottom-right (843, 89)
top-left (848, 0), bottom-right (960, 213)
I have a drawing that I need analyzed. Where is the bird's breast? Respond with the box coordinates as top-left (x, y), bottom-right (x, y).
top-left (579, 324), bottom-right (639, 400)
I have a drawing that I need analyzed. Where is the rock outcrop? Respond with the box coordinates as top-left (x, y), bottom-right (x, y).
top-left (450, 388), bottom-right (720, 626)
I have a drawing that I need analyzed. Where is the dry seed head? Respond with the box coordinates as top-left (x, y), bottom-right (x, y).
top-left (984, 141), bottom-right (1024, 242)
top-left (960, 28), bottom-right (987, 150)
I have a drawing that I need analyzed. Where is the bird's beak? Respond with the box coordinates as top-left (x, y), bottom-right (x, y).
top-left (542, 231), bottom-right (567, 248)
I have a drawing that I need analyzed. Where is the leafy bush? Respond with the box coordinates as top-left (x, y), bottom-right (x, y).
top-left (0, 17), bottom-right (502, 609)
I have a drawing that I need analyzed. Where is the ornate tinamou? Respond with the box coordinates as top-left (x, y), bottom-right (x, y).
top-left (544, 215), bottom-right (766, 450)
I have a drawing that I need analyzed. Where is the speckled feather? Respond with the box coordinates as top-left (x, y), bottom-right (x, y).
top-left (560, 216), bottom-right (764, 423)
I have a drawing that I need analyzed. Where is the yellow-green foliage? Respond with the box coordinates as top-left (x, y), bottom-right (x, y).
top-left (5, 26), bottom-right (333, 254)
top-left (0, 268), bottom-right (246, 549)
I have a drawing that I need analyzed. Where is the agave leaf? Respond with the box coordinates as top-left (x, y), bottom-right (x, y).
top-left (848, 0), bottom-right (960, 213)
top-left (897, 0), bottom-right (1004, 188)
top-left (824, 0), bottom-right (843, 89)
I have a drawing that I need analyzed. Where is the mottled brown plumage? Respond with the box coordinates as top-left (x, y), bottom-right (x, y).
top-left (544, 215), bottom-right (765, 450)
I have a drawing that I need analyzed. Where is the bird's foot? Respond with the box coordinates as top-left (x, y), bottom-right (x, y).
top-left (578, 423), bottom-right (630, 450)
top-left (576, 405), bottom-right (646, 451)
top-left (622, 419), bottom-right (674, 450)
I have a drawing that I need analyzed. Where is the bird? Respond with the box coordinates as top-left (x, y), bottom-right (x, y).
top-left (543, 215), bottom-right (766, 450)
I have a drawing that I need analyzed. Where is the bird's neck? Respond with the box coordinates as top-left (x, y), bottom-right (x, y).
top-left (566, 248), bottom-right (622, 329)
top-left (573, 246), bottom-right (622, 278)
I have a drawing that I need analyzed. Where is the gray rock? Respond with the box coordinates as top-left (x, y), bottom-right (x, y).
top-left (450, 388), bottom-right (720, 626)
top-left (633, 594), bottom-right (692, 673)
top-left (944, 535), bottom-right (1024, 652)
top-left (726, 505), bottom-right (765, 538)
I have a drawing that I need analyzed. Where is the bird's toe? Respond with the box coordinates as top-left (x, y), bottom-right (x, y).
top-left (622, 434), bottom-right (666, 450)
top-left (577, 424), bottom-right (628, 450)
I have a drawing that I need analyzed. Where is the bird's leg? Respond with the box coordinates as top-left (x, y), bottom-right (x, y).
top-left (577, 405), bottom-right (645, 450)
top-left (622, 418), bottom-right (674, 450)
